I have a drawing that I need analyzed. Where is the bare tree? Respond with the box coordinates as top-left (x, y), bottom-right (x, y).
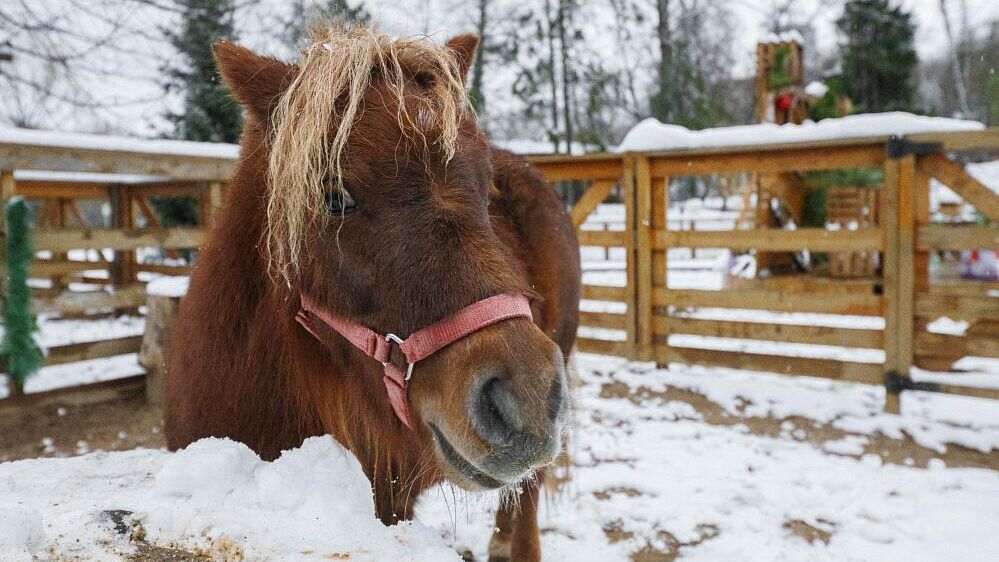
top-left (938, 0), bottom-right (972, 116)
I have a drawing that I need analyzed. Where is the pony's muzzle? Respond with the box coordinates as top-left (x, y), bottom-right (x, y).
top-left (468, 351), bottom-right (568, 481)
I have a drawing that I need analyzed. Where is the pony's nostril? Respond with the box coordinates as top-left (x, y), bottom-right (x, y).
top-left (546, 371), bottom-right (567, 422)
top-left (473, 377), bottom-right (524, 444)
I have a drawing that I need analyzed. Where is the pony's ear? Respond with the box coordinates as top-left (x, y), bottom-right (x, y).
top-left (213, 41), bottom-right (296, 121)
top-left (445, 34), bottom-right (479, 85)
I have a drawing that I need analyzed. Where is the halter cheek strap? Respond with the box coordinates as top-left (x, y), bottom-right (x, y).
top-left (295, 293), bottom-right (533, 429)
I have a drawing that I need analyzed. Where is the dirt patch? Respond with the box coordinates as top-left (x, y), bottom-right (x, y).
top-left (783, 519), bottom-right (835, 545)
top-left (599, 380), bottom-right (999, 470)
top-left (0, 390), bottom-right (165, 463)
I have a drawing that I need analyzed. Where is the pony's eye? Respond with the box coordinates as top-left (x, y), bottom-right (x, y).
top-left (324, 185), bottom-right (358, 216)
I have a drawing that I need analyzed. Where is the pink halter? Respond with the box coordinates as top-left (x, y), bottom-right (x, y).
top-left (296, 293), bottom-right (533, 429)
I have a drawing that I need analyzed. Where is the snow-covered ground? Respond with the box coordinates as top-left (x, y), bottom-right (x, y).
top-left (3, 353), bottom-right (998, 561)
top-left (0, 436), bottom-right (459, 561)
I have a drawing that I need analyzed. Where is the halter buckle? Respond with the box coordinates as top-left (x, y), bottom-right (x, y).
top-left (384, 333), bottom-right (415, 381)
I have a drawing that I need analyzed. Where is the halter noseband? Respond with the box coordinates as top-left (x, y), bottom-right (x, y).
top-left (296, 293), bottom-right (533, 429)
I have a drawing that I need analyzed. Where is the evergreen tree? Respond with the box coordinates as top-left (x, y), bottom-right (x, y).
top-left (284, 0), bottom-right (370, 50)
top-left (837, 0), bottom-right (918, 112)
top-left (2, 197), bottom-right (42, 395)
top-left (159, 0), bottom-right (241, 229)
top-left (163, 0), bottom-right (242, 143)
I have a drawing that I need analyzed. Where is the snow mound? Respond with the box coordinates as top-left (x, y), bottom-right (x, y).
top-left (0, 436), bottom-right (459, 561)
top-left (146, 275), bottom-right (189, 298)
top-left (617, 112), bottom-right (984, 153)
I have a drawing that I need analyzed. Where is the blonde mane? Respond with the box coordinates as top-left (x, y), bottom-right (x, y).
top-left (266, 25), bottom-right (471, 282)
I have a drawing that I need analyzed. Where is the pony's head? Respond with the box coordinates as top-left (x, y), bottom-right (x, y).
top-left (213, 27), bottom-right (568, 490)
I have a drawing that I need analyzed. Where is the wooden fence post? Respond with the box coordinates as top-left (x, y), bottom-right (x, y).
top-left (883, 153), bottom-right (916, 414)
top-left (653, 173), bottom-right (669, 366)
top-left (622, 157), bottom-right (639, 360)
top-left (634, 156), bottom-right (654, 361)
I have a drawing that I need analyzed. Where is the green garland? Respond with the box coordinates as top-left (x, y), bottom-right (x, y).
top-left (768, 44), bottom-right (793, 89)
top-left (2, 197), bottom-right (42, 391)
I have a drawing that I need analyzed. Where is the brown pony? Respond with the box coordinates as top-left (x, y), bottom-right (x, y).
top-left (164, 26), bottom-right (580, 562)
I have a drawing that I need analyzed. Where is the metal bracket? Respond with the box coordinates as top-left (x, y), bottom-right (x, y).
top-left (884, 370), bottom-right (941, 394)
top-left (885, 136), bottom-right (942, 159)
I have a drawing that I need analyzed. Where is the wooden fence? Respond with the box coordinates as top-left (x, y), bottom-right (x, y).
top-left (535, 130), bottom-right (999, 412)
top-left (0, 138), bottom-right (230, 396)
top-left (2, 128), bottom-right (998, 412)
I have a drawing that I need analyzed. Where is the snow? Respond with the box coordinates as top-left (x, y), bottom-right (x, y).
top-left (804, 81), bottom-right (829, 98)
top-left (4, 355), bottom-right (999, 560)
top-left (761, 30), bottom-right (805, 44)
top-left (0, 125), bottom-right (239, 160)
top-left (415, 354), bottom-right (999, 561)
top-left (146, 276), bottom-right (189, 298)
top-left (0, 436), bottom-right (459, 561)
top-left (14, 170), bottom-right (172, 185)
top-left (617, 112), bottom-right (985, 153)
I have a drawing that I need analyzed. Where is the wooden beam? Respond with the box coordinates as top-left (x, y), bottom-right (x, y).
top-left (44, 335), bottom-right (144, 366)
top-left (906, 128), bottom-right (999, 152)
top-left (579, 311), bottom-right (627, 330)
top-left (916, 295), bottom-right (999, 321)
top-left (577, 337), bottom-right (629, 356)
top-left (882, 157), bottom-right (902, 413)
top-left (531, 159), bottom-right (624, 183)
top-left (577, 230), bottom-right (627, 247)
top-left (649, 144), bottom-right (884, 176)
top-left (920, 153), bottom-right (999, 222)
top-left (136, 263), bottom-right (192, 275)
top-left (658, 347), bottom-right (882, 385)
top-left (0, 375), bottom-right (145, 409)
top-left (33, 228), bottom-right (208, 252)
top-left (33, 284), bottom-right (146, 314)
top-left (570, 180), bottom-right (616, 228)
top-left (654, 288), bottom-right (882, 316)
top-left (654, 228), bottom-right (882, 252)
top-left (918, 225), bottom-right (999, 250)
top-left (622, 156), bottom-right (638, 359)
top-left (662, 316), bottom-right (884, 349)
top-left (635, 156), bottom-right (654, 360)
top-left (582, 284), bottom-right (627, 302)
top-left (29, 260), bottom-right (105, 277)
top-left (13, 181), bottom-right (108, 199)
top-left (0, 143), bottom-right (234, 181)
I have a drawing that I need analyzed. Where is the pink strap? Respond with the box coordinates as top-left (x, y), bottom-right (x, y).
top-left (296, 293), bottom-right (533, 429)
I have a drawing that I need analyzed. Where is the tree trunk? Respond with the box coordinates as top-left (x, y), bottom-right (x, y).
top-left (655, 0), bottom-right (672, 122)
top-left (557, 0), bottom-right (574, 153)
top-left (543, 0), bottom-right (561, 153)
top-left (469, 0), bottom-right (488, 112)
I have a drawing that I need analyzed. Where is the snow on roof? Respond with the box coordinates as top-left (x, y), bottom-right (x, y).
top-left (617, 112), bottom-right (985, 153)
top-left (0, 125), bottom-right (240, 160)
top-left (14, 170), bottom-right (172, 184)
top-left (803, 81), bottom-right (829, 98)
top-left (760, 30), bottom-right (805, 44)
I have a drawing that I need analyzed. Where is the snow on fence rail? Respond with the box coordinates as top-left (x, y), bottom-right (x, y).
top-left (1, 122), bottom-right (998, 412)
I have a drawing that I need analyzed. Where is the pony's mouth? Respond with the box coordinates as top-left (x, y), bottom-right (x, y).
top-left (430, 423), bottom-right (507, 490)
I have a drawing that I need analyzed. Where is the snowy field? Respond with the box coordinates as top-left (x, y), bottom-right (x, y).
top-left (3, 353), bottom-right (999, 561)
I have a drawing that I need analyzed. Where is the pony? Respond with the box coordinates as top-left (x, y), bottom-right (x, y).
top-left (164, 26), bottom-right (580, 562)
